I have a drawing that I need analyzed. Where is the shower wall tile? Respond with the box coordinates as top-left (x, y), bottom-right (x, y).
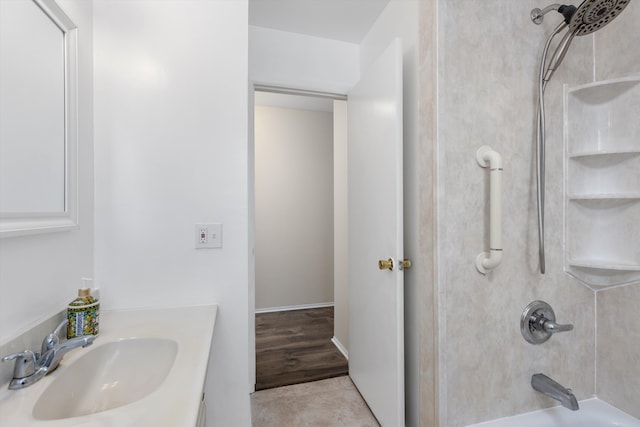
top-left (594, 0), bottom-right (640, 81)
top-left (421, 0), bottom-right (637, 425)
top-left (417, 0), bottom-right (439, 426)
top-left (593, 0), bottom-right (640, 419)
top-left (597, 285), bottom-right (640, 418)
top-left (434, 1), bottom-right (596, 425)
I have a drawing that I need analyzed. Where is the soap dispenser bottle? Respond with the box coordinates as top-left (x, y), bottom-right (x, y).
top-left (67, 278), bottom-right (100, 339)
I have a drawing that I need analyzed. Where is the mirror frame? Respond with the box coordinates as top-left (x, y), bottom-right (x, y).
top-left (0, 0), bottom-right (78, 238)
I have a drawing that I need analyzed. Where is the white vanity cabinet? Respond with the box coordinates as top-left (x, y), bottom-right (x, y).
top-left (564, 77), bottom-right (640, 288)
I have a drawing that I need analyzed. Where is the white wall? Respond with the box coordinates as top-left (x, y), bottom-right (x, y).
top-left (93, 1), bottom-right (250, 426)
top-left (0, 0), bottom-right (93, 344)
top-left (254, 104), bottom-right (334, 310)
top-left (249, 25), bottom-right (360, 94)
top-left (333, 100), bottom-right (349, 353)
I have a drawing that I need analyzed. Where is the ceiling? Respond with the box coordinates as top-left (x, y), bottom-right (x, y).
top-left (248, 0), bottom-right (391, 44)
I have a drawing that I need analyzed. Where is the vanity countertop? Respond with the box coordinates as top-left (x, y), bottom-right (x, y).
top-left (0, 305), bottom-right (217, 427)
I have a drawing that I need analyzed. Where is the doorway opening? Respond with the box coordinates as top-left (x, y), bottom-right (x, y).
top-left (253, 87), bottom-right (349, 390)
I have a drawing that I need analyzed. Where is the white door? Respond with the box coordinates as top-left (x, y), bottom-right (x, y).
top-left (348, 39), bottom-right (404, 427)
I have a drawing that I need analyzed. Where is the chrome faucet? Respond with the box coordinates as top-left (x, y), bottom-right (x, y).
top-left (1, 319), bottom-right (95, 390)
top-left (531, 373), bottom-right (579, 411)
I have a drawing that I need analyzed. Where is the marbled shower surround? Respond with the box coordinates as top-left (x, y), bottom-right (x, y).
top-left (417, 0), bottom-right (640, 425)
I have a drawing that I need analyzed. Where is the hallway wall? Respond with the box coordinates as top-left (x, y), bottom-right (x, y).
top-left (333, 99), bottom-right (349, 353)
top-left (254, 104), bottom-right (334, 310)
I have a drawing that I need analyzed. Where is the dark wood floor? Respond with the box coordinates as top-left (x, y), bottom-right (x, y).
top-left (255, 306), bottom-right (348, 391)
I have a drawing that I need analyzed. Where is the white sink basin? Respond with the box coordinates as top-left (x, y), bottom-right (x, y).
top-left (0, 305), bottom-right (217, 427)
top-left (33, 338), bottom-right (178, 420)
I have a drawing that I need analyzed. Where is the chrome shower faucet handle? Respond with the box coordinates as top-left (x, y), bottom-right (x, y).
top-left (520, 300), bottom-right (574, 344)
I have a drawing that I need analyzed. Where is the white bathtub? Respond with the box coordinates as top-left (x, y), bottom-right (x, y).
top-left (466, 398), bottom-right (640, 427)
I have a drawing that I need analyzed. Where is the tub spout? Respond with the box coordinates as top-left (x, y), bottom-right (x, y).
top-left (532, 373), bottom-right (579, 411)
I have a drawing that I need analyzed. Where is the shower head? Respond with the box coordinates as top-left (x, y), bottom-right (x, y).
top-left (569, 0), bottom-right (631, 35)
top-left (531, 0), bottom-right (631, 33)
top-left (532, 0), bottom-right (632, 81)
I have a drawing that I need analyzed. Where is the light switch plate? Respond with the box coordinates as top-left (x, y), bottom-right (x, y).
top-left (195, 223), bottom-right (223, 249)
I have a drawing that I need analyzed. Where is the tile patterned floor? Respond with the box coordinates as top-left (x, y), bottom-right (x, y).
top-left (251, 376), bottom-right (380, 427)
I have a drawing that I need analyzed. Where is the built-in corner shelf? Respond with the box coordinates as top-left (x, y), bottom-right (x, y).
top-left (568, 194), bottom-right (640, 200)
top-left (568, 259), bottom-right (640, 271)
top-left (564, 76), bottom-right (640, 288)
top-left (569, 149), bottom-right (640, 158)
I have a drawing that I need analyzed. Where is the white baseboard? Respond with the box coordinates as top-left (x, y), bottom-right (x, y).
top-left (255, 302), bottom-right (334, 314)
top-left (331, 336), bottom-right (349, 360)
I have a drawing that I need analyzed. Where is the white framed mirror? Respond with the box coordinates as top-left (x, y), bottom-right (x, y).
top-left (0, 0), bottom-right (78, 237)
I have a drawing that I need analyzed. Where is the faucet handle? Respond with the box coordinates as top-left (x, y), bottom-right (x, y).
top-left (2, 350), bottom-right (37, 379)
top-left (521, 300), bottom-right (574, 344)
top-left (42, 319), bottom-right (69, 354)
top-left (542, 319), bottom-right (573, 333)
